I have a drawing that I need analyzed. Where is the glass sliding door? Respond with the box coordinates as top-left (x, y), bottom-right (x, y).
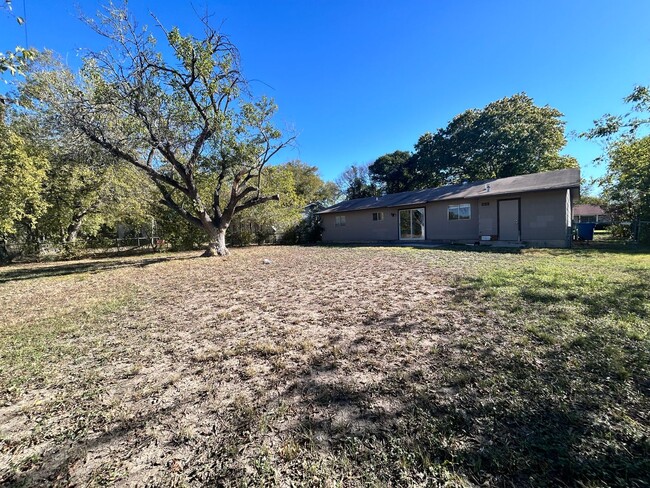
top-left (399, 208), bottom-right (425, 240)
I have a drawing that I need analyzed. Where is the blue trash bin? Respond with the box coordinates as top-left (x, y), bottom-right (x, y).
top-left (576, 222), bottom-right (596, 240)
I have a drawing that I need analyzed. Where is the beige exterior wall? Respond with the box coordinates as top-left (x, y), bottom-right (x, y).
top-left (520, 188), bottom-right (571, 246)
top-left (321, 207), bottom-right (397, 242)
top-left (425, 199), bottom-right (479, 240)
top-left (320, 189), bottom-right (572, 247)
top-left (476, 189), bottom-right (571, 246)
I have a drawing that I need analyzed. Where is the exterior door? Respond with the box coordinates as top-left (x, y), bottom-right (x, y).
top-left (498, 199), bottom-right (520, 241)
top-left (399, 208), bottom-right (425, 240)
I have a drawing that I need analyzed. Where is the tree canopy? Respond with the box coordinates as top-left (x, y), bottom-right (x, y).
top-left (0, 120), bottom-right (47, 236)
top-left (604, 136), bottom-right (650, 214)
top-left (414, 93), bottom-right (578, 185)
top-left (336, 163), bottom-right (380, 200)
top-left (367, 94), bottom-right (578, 194)
top-left (35, 4), bottom-right (293, 256)
top-left (368, 150), bottom-right (414, 194)
top-left (230, 160), bottom-right (338, 245)
top-left (583, 84), bottom-right (650, 242)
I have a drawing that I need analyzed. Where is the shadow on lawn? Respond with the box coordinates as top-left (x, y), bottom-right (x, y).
top-left (5, 291), bottom-right (648, 486)
top-left (273, 317), bottom-right (649, 486)
top-left (5, 397), bottom-right (190, 486)
top-left (462, 266), bottom-right (650, 321)
top-left (436, 241), bottom-right (649, 256)
top-left (0, 256), bottom-right (194, 284)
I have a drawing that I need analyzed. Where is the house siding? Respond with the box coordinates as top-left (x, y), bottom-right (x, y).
top-left (320, 189), bottom-right (573, 247)
top-left (321, 207), bottom-right (397, 242)
top-left (475, 189), bottom-right (571, 246)
top-left (520, 189), bottom-right (571, 246)
top-left (425, 199), bottom-right (479, 241)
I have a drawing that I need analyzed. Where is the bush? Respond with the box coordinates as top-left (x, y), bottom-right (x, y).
top-left (154, 207), bottom-right (206, 251)
top-left (281, 214), bottom-right (323, 245)
top-left (228, 227), bottom-right (256, 247)
top-left (610, 224), bottom-right (633, 240)
top-left (637, 221), bottom-right (650, 244)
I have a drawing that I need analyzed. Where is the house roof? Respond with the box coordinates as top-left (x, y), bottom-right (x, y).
top-left (319, 168), bottom-right (581, 214)
top-left (573, 204), bottom-right (606, 217)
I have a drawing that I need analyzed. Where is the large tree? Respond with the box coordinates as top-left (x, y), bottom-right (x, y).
top-left (412, 93), bottom-right (578, 188)
top-left (0, 117), bottom-right (48, 261)
top-left (11, 56), bottom-right (155, 251)
top-left (335, 163), bottom-right (381, 200)
top-left (230, 160), bottom-right (338, 244)
top-left (601, 137), bottom-right (650, 233)
top-left (583, 84), bottom-right (650, 243)
top-left (37, 5), bottom-right (292, 256)
top-left (368, 150), bottom-right (415, 194)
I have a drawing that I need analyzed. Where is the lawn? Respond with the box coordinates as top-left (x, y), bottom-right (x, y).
top-left (0, 245), bottom-right (648, 487)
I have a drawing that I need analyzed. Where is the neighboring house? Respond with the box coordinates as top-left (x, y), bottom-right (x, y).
top-left (572, 204), bottom-right (611, 226)
top-left (319, 168), bottom-right (580, 248)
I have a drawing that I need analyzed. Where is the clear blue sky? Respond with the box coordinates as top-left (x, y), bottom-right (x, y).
top-left (3, 0), bottom-right (650, 190)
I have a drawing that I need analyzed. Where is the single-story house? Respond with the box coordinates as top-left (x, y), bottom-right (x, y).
top-left (572, 204), bottom-right (611, 227)
top-left (319, 168), bottom-right (581, 248)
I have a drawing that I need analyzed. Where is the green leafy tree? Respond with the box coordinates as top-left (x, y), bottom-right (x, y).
top-left (601, 137), bottom-right (650, 242)
top-left (576, 195), bottom-right (607, 206)
top-left (336, 163), bottom-right (381, 200)
top-left (230, 160), bottom-right (338, 245)
top-left (583, 84), bottom-right (650, 242)
top-left (584, 85), bottom-right (650, 140)
top-left (282, 160), bottom-right (339, 206)
top-left (412, 93), bottom-right (578, 187)
top-left (39, 157), bottom-right (154, 248)
top-left (368, 150), bottom-right (415, 194)
top-left (39, 5), bottom-right (292, 256)
top-left (0, 119), bottom-right (48, 261)
top-left (14, 57), bottom-right (156, 251)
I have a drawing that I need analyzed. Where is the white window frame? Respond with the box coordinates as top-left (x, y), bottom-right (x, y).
top-left (335, 215), bottom-right (346, 227)
top-left (399, 208), bottom-right (425, 240)
top-left (448, 203), bottom-right (471, 221)
top-left (372, 212), bottom-right (384, 221)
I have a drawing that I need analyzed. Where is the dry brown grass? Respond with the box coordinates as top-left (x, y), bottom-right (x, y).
top-left (0, 245), bottom-right (648, 486)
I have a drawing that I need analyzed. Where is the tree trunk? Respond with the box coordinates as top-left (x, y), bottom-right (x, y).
top-left (65, 220), bottom-right (83, 245)
top-left (0, 238), bottom-right (12, 264)
top-left (202, 227), bottom-right (229, 257)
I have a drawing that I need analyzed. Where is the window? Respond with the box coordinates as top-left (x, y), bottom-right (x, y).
top-left (335, 215), bottom-right (346, 226)
top-left (448, 203), bottom-right (471, 220)
top-left (372, 212), bottom-right (384, 221)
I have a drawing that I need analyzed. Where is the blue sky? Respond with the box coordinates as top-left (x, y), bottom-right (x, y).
top-left (3, 1), bottom-right (650, 190)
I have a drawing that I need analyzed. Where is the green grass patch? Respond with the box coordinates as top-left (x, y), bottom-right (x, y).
top-left (0, 288), bottom-right (138, 398)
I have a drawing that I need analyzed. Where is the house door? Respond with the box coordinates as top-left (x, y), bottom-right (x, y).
top-left (498, 199), bottom-right (520, 241)
top-left (399, 208), bottom-right (425, 240)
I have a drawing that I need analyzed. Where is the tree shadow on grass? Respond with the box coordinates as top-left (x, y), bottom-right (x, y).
top-left (0, 256), bottom-right (197, 284)
top-left (269, 316), bottom-right (649, 487)
top-left (463, 267), bottom-right (650, 320)
top-left (321, 241), bottom-right (650, 256)
top-left (3, 285), bottom-right (647, 486)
